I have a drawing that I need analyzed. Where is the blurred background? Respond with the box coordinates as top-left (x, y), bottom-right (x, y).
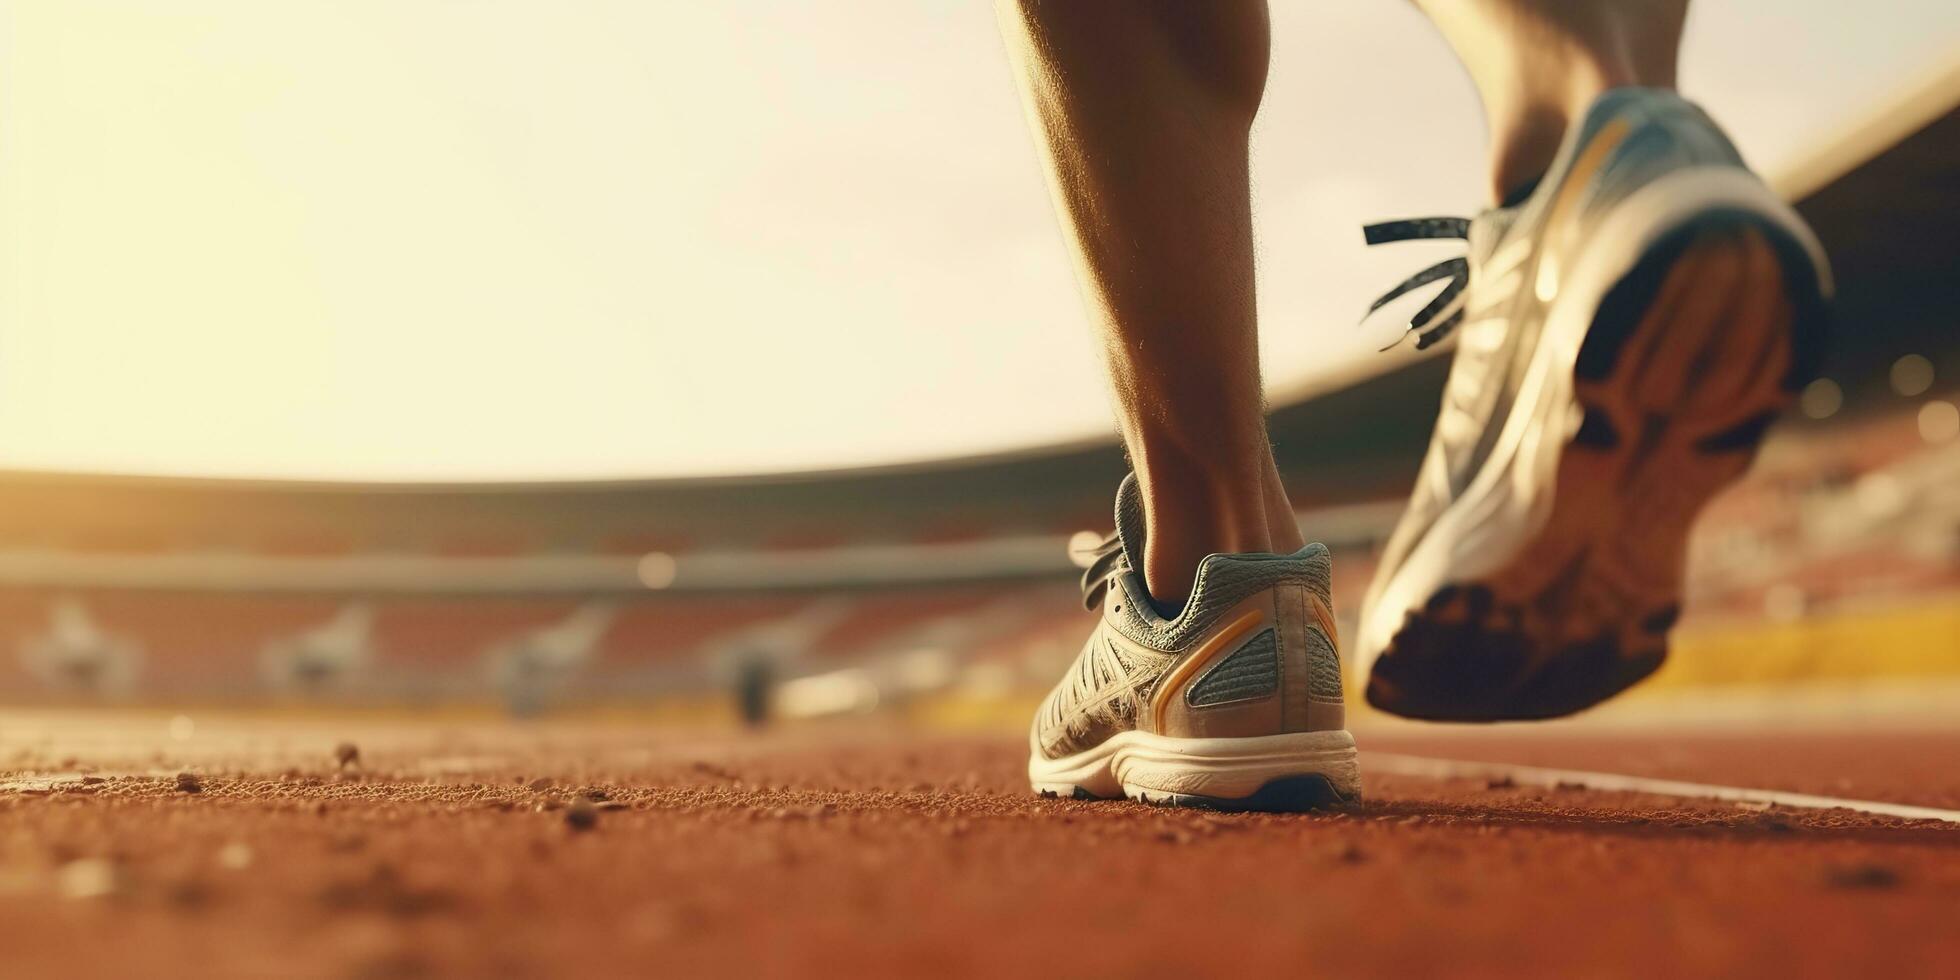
top-left (0, 2), bottom-right (1955, 727)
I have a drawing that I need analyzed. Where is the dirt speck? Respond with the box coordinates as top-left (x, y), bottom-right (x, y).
top-left (565, 798), bottom-right (599, 832)
top-left (1823, 863), bottom-right (1901, 890)
top-left (176, 772), bottom-right (204, 793)
top-left (334, 742), bottom-right (361, 770)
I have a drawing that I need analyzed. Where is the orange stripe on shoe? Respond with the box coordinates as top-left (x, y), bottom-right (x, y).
top-left (1149, 608), bottom-right (1267, 733)
top-left (1308, 591), bottom-right (1340, 652)
top-left (1535, 116), bottom-right (1632, 304)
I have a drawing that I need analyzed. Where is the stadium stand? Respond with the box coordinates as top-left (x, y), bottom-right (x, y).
top-left (0, 63), bottom-right (1954, 708)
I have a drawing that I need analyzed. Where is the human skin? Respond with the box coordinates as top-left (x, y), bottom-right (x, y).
top-left (996, 0), bottom-right (1689, 606)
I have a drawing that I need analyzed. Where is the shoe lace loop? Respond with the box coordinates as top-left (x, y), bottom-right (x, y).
top-left (1361, 216), bottom-right (1472, 351)
top-left (1074, 533), bottom-right (1126, 611)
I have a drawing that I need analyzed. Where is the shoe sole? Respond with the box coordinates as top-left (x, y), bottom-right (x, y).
top-left (1364, 172), bottom-right (1831, 721)
top-left (1028, 729), bottom-right (1360, 812)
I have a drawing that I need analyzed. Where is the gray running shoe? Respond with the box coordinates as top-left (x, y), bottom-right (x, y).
top-left (1354, 88), bottom-right (1832, 721)
top-left (1028, 475), bottom-right (1359, 810)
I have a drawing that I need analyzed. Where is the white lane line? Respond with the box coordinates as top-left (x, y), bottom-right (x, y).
top-left (1364, 752), bottom-right (1960, 825)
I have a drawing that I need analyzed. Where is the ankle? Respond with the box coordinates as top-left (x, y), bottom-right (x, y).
top-left (1133, 455), bottom-right (1300, 609)
top-left (1421, 0), bottom-right (1686, 202)
top-left (1484, 61), bottom-right (1675, 201)
top-left (1486, 40), bottom-right (1680, 192)
top-left (1140, 520), bottom-right (1263, 613)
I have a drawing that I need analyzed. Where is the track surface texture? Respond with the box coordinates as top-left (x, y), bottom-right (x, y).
top-left (1, 710), bottom-right (1956, 979)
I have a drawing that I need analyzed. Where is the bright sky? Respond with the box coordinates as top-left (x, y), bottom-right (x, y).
top-left (1, 2), bottom-right (1956, 481)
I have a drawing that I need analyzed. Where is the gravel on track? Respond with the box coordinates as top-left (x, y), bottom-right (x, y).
top-left (1, 713), bottom-right (1955, 979)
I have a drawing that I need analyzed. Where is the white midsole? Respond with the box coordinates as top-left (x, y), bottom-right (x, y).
top-left (1028, 729), bottom-right (1359, 801)
top-left (1354, 167), bottom-right (1828, 676)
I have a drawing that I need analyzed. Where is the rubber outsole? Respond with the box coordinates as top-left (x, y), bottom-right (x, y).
top-left (1367, 211), bottom-right (1829, 722)
top-left (1037, 773), bottom-right (1356, 813)
top-left (1029, 729), bottom-right (1361, 812)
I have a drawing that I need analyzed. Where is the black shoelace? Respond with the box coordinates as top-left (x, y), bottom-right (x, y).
top-left (1362, 216), bottom-right (1472, 351)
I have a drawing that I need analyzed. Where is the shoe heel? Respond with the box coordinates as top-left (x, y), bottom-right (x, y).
top-left (1112, 730), bottom-right (1360, 811)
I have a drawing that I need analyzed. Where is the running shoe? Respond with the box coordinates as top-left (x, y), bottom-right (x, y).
top-left (1029, 474), bottom-right (1359, 810)
top-left (1355, 88), bottom-right (1832, 721)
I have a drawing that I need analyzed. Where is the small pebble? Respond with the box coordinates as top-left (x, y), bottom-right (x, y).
top-left (57, 859), bottom-right (119, 900)
top-left (565, 798), bottom-right (599, 832)
top-left (217, 842), bottom-right (254, 870)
